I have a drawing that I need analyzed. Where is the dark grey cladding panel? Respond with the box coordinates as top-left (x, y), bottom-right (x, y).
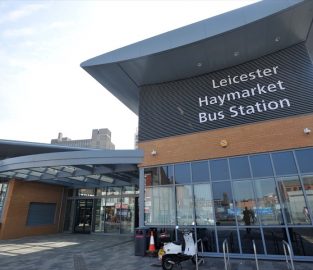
top-left (138, 43), bottom-right (313, 142)
top-left (306, 23), bottom-right (313, 63)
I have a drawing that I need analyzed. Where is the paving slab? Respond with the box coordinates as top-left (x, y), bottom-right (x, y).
top-left (0, 233), bottom-right (312, 270)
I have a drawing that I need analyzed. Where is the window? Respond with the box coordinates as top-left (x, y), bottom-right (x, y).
top-left (78, 189), bottom-right (95, 197)
top-left (295, 148), bottom-right (313, 173)
top-left (272, 151), bottom-right (297, 176)
top-left (212, 181), bottom-right (235, 225)
top-left (176, 185), bottom-right (194, 225)
top-left (0, 183), bottom-right (8, 220)
top-left (233, 180), bottom-right (258, 225)
top-left (192, 161), bottom-right (210, 183)
top-left (277, 176), bottom-right (309, 225)
top-left (290, 228), bottom-right (313, 256)
top-left (302, 175), bottom-right (313, 223)
top-left (122, 186), bottom-right (136, 194)
top-left (160, 166), bottom-right (174, 185)
top-left (210, 159), bottom-right (230, 181)
top-left (194, 183), bottom-right (214, 225)
top-left (254, 178), bottom-right (282, 225)
top-left (144, 167), bottom-right (158, 186)
top-left (229, 156), bottom-right (251, 179)
top-left (250, 154), bottom-right (273, 178)
top-left (27, 203), bottom-right (56, 226)
top-left (107, 187), bottom-right (121, 196)
top-left (144, 186), bottom-right (175, 225)
top-left (174, 163), bottom-right (191, 184)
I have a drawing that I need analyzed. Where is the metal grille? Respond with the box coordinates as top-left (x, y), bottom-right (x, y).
top-left (139, 42), bottom-right (313, 141)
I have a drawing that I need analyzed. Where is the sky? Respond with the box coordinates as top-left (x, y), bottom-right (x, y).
top-left (0, 0), bottom-right (259, 149)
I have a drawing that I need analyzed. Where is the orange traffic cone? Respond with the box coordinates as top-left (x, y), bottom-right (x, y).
top-left (148, 231), bottom-right (156, 252)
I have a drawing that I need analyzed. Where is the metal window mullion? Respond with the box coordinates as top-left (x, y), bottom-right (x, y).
top-left (118, 191), bottom-right (122, 234)
top-left (0, 182), bottom-right (9, 222)
top-left (251, 178), bottom-right (268, 256)
top-left (103, 187), bottom-right (108, 232)
top-left (269, 153), bottom-right (293, 256)
top-left (248, 155), bottom-right (268, 255)
top-left (228, 158), bottom-right (242, 254)
top-left (157, 167), bottom-right (162, 226)
top-left (209, 159), bottom-right (219, 253)
top-left (293, 150), bottom-right (313, 225)
top-left (190, 162), bottom-right (198, 244)
top-left (173, 165), bottom-right (178, 240)
top-left (89, 198), bottom-right (95, 232)
top-left (139, 168), bottom-right (145, 227)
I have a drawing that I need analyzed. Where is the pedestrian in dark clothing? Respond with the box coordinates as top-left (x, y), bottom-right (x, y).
top-left (243, 207), bottom-right (253, 233)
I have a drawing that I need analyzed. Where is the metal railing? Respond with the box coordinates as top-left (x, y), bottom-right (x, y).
top-left (223, 239), bottom-right (231, 270)
top-left (282, 240), bottom-right (295, 270)
top-left (252, 240), bottom-right (259, 270)
top-left (195, 239), bottom-right (204, 270)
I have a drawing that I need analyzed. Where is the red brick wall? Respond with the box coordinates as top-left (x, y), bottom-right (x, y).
top-left (138, 114), bottom-right (313, 167)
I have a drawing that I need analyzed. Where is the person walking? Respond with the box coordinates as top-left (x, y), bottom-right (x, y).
top-left (243, 207), bottom-right (253, 233)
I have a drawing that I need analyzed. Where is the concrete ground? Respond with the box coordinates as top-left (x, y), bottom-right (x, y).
top-left (0, 233), bottom-right (312, 270)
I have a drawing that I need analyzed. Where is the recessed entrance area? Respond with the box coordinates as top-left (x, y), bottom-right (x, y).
top-left (65, 187), bottom-right (139, 234)
top-left (74, 199), bottom-right (93, 234)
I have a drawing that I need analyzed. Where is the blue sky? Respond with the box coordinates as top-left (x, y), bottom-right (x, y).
top-left (0, 0), bottom-right (258, 149)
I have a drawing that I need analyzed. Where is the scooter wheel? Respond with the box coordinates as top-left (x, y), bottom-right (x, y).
top-left (162, 256), bottom-right (175, 270)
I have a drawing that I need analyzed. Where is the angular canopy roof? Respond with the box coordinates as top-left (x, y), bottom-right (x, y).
top-left (81, 0), bottom-right (313, 115)
top-left (0, 139), bottom-right (86, 159)
top-left (0, 140), bottom-right (143, 188)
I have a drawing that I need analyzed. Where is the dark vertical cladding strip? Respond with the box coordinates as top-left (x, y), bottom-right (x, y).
top-left (138, 43), bottom-right (313, 142)
top-left (306, 23), bottom-right (313, 62)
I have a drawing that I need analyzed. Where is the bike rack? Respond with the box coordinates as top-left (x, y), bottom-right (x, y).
top-left (282, 240), bottom-right (295, 270)
top-left (252, 240), bottom-right (259, 270)
top-left (195, 239), bottom-right (204, 270)
top-left (223, 239), bottom-right (231, 270)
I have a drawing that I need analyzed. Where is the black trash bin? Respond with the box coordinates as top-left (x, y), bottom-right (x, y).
top-left (134, 227), bottom-right (148, 256)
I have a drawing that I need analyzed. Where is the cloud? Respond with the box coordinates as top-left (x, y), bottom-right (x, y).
top-left (0, 3), bottom-right (47, 23)
top-left (48, 21), bottom-right (74, 30)
top-left (19, 40), bottom-right (35, 48)
top-left (2, 27), bottom-right (35, 38)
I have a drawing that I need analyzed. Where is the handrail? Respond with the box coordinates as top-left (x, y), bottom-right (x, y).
top-left (282, 240), bottom-right (295, 270)
top-left (223, 239), bottom-right (231, 270)
top-left (252, 240), bottom-right (259, 270)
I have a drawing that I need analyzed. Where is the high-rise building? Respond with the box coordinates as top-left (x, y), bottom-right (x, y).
top-left (51, 129), bottom-right (115, 150)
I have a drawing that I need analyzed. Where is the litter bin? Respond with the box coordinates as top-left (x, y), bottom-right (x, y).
top-left (134, 227), bottom-right (148, 256)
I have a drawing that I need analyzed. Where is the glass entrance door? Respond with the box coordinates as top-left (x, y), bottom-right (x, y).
top-left (120, 197), bottom-right (135, 233)
top-left (94, 195), bottom-right (138, 234)
top-left (74, 199), bottom-right (93, 233)
top-left (104, 197), bottom-right (121, 233)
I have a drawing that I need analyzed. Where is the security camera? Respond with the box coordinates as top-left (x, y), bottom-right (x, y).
top-left (304, 128), bottom-right (311, 134)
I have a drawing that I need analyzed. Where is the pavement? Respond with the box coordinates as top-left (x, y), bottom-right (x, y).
top-left (0, 233), bottom-right (312, 270)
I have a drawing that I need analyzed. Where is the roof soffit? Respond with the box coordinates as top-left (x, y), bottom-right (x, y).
top-left (81, 0), bottom-right (313, 114)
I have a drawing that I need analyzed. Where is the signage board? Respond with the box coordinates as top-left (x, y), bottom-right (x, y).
top-left (139, 43), bottom-right (313, 141)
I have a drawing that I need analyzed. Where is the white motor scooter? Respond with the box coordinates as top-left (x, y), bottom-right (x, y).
top-left (160, 227), bottom-right (203, 270)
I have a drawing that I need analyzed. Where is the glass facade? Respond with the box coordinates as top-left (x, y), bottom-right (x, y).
top-left (143, 147), bottom-right (313, 258)
top-left (0, 182), bottom-right (8, 220)
top-left (65, 186), bottom-right (138, 234)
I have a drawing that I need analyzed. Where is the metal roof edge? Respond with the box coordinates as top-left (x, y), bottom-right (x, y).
top-left (81, 0), bottom-right (303, 68)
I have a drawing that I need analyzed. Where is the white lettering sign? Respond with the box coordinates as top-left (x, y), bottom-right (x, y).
top-left (198, 65), bottom-right (292, 123)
